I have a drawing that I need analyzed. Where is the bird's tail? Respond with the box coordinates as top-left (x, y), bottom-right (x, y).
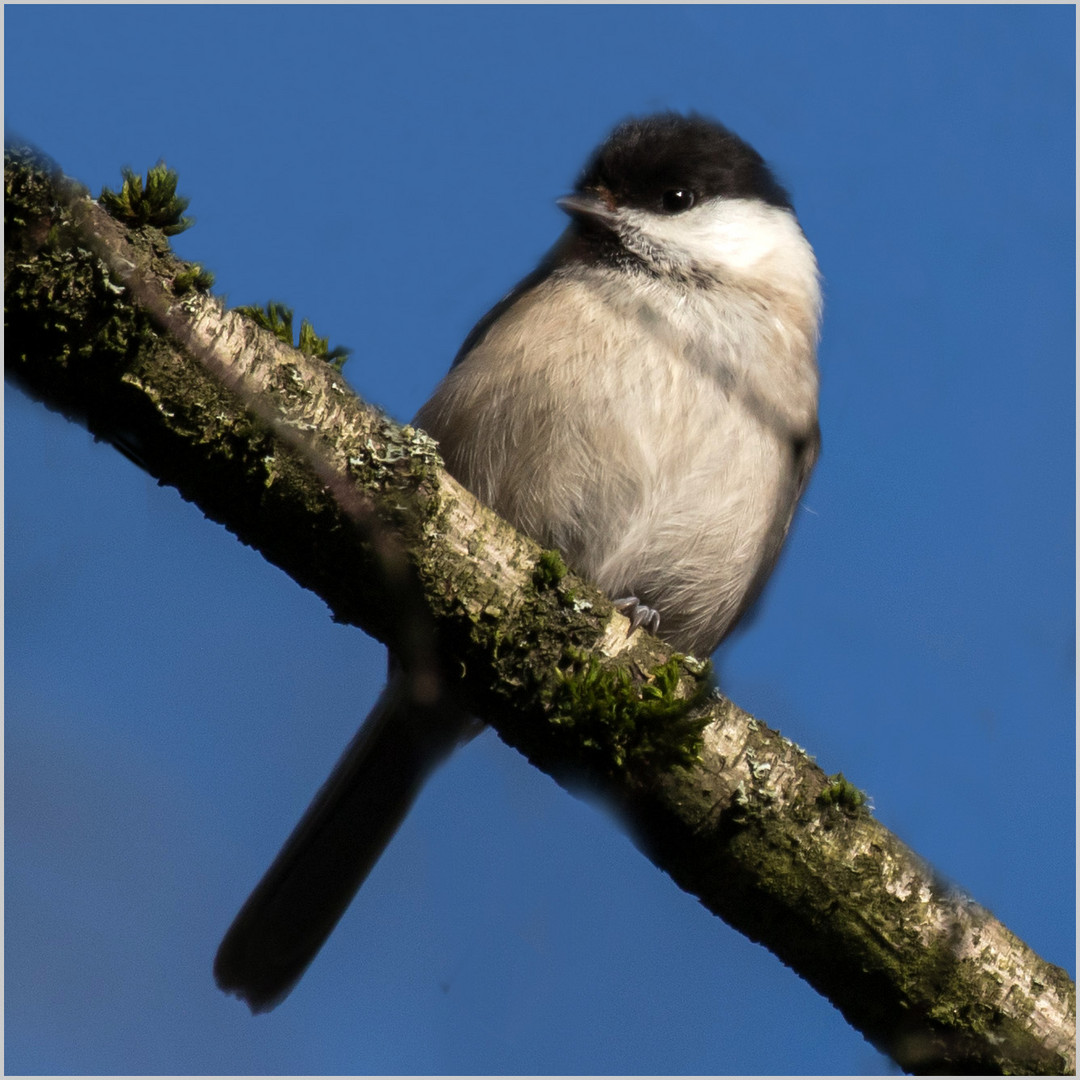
top-left (214, 670), bottom-right (471, 1013)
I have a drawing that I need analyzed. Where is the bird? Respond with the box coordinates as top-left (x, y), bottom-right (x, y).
top-left (214, 111), bottom-right (822, 1013)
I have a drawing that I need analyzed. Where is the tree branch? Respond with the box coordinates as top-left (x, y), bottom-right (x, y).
top-left (6, 146), bottom-right (1074, 1075)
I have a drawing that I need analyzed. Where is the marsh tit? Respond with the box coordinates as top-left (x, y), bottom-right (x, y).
top-left (215, 112), bottom-right (822, 1011)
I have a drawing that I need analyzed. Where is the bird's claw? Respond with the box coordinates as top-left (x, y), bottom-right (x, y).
top-left (613, 596), bottom-right (661, 638)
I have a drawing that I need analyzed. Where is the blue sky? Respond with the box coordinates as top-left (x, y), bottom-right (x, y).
top-left (5, 5), bottom-right (1074, 1075)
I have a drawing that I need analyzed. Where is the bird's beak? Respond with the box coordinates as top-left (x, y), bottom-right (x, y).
top-left (556, 192), bottom-right (619, 226)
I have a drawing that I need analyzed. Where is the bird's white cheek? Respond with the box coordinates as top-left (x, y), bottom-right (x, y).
top-left (634, 199), bottom-right (816, 283)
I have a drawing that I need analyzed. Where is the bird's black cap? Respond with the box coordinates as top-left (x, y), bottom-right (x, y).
top-left (575, 113), bottom-right (792, 212)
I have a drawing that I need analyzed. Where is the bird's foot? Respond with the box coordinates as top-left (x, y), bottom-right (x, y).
top-left (613, 596), bottom-right (661, 638)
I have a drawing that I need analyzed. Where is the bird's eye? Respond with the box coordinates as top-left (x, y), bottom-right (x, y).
top-left (661, 189), bottom-right (696, 213)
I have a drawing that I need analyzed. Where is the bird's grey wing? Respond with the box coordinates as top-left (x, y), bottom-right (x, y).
top-left (725, 420), bottom-right (821, 636)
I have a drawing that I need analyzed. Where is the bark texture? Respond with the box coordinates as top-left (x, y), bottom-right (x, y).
top-left (6, 146), bottom-right (1074, 1075)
